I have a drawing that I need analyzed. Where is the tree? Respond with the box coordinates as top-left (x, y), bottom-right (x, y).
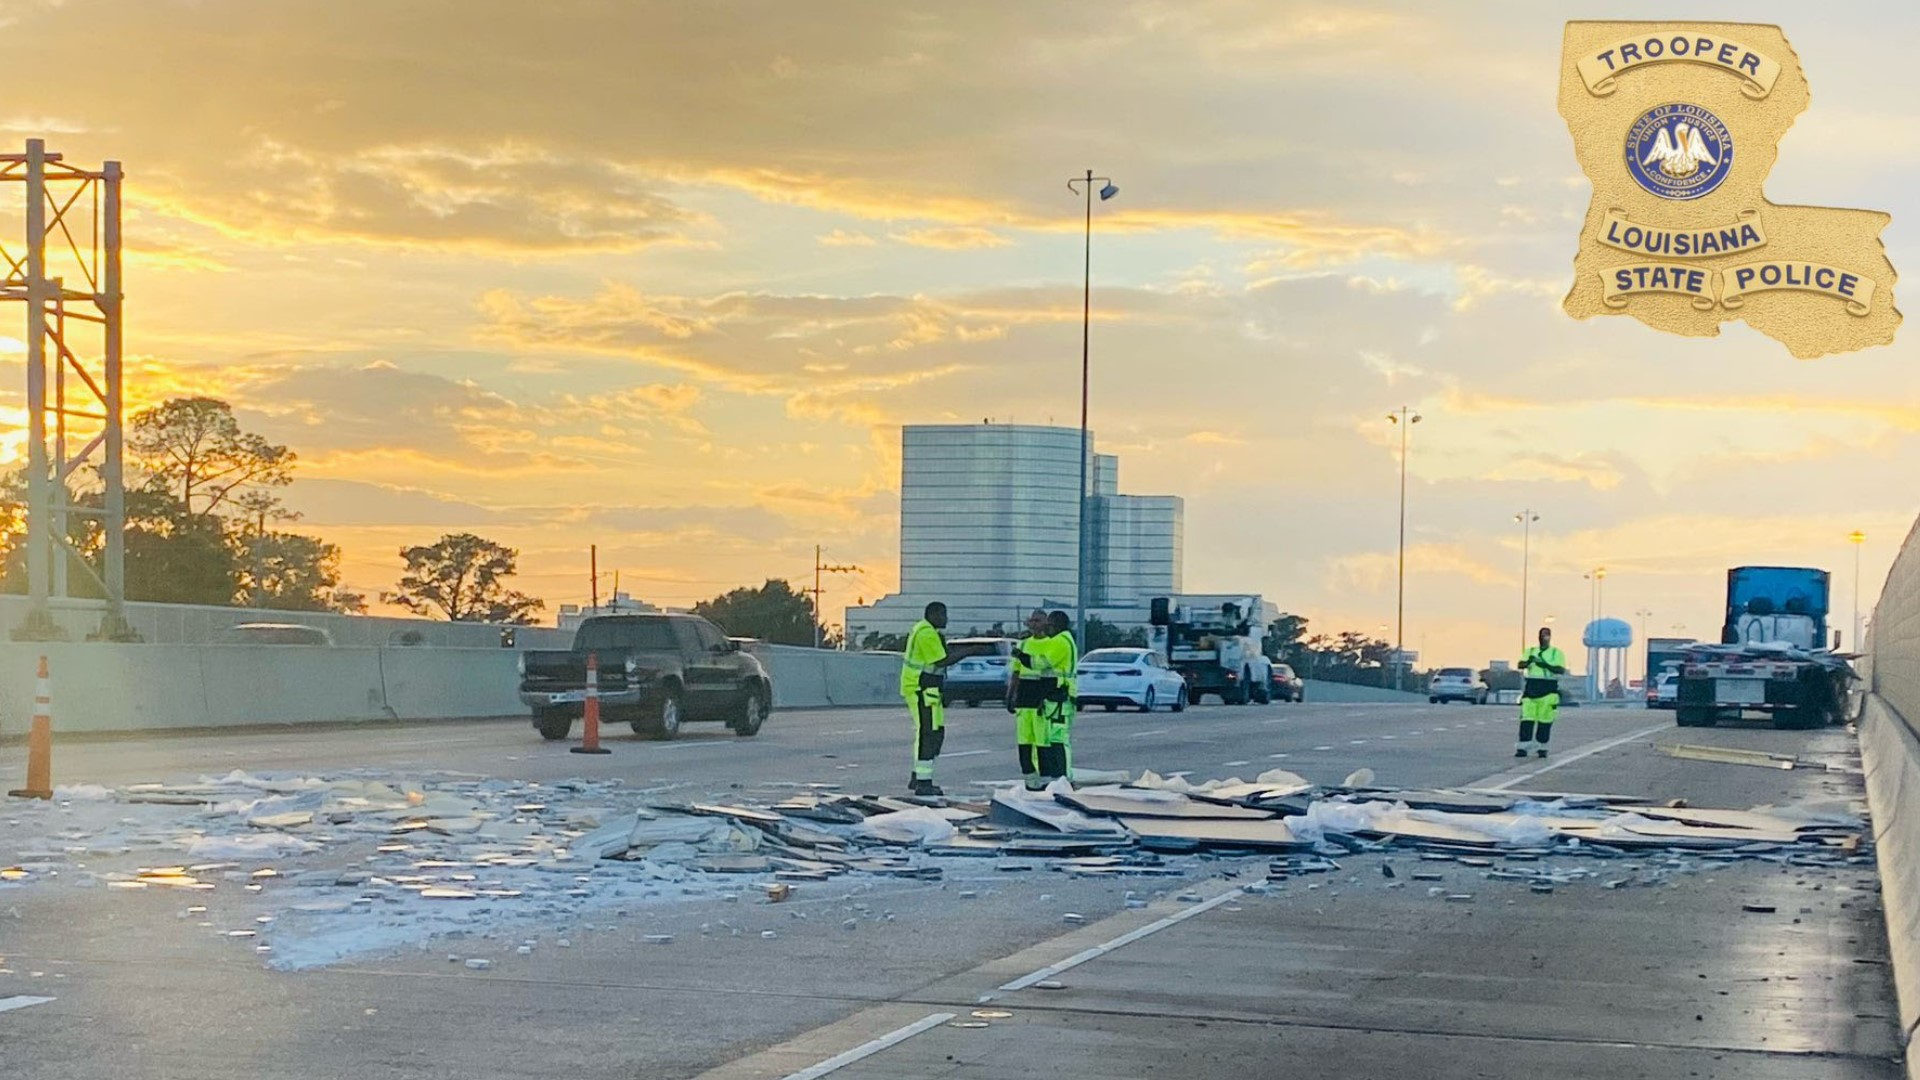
top-left (1264, 614), bottom-right (1310, 665)
top-left (1084, 615), bottom-right (1148, 650)
top-left (692, 579), bottom-right (828, 646)
top-left (383, 532), bottom-right (543, 623)
top-left (860, 631), bottom-right (908, 652)
top-left (129, 397), bottom-right (293, 520)
top-left (125, 511), bottom-right (238, 605)
top-left (236, 530), bottom-right (362, 612)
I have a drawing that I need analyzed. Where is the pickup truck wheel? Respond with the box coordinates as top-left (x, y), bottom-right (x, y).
top-left (733, 687), bottom-right (768, 737)
top-left (638, 687), bottom-right (683, 740)
top-left (533, 709), bottom-right (572, 742)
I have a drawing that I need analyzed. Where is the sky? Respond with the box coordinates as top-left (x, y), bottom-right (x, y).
top-left (0, 0), bottom-right (1912, 671)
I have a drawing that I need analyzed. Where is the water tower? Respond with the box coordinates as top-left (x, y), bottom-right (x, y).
top-left (1583, 617), bottom-right (1634, 700)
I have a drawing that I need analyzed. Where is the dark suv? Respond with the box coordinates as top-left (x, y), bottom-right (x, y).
top-left (518, 614), bottom-right (773, 741)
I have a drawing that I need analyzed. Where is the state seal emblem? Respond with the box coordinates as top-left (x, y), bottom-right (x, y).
top-left (1560, 22), bottom-right (1898, 358)
top-left (1625, 103), bottom-right (1731, 201)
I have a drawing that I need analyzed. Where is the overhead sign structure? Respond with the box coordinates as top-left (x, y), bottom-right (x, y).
top-left (1559, 22), bottom-right (1899, 358)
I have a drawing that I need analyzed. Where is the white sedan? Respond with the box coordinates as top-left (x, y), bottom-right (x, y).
top-left (1075, 648), bottom-right (1189, 713)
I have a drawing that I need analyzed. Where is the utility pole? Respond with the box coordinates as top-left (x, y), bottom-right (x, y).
top-left (812, 545), bottom-right (861, 649)
top-left (590, 544), bottom-right (599, 611)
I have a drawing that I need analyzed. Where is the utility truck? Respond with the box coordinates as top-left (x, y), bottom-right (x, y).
top-left (1149, 595), bottom-right (1273, 705)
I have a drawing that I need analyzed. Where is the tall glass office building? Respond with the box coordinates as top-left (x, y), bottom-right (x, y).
top-left (844, 424), bottom-right (1184, 641)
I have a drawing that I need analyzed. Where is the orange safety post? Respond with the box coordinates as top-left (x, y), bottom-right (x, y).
top-left (571, 652), bottom-right (611, 756)
top-left (8, 655), bottom-right (53, 799)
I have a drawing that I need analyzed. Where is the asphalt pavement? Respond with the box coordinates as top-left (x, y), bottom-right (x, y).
top-left (0, 699), bottom-right (1901, 1079)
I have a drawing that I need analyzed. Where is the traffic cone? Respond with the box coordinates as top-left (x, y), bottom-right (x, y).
top-left (571, 652), bottom-right (610, 756)
top-left (8, 655), bottom-right (53, 800)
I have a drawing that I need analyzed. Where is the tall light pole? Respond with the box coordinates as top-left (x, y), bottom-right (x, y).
top-left (1514, 510), bottom-right (1539, 650)
top-left (1582, 566), bottom-right (1606, 699)
top-left (1067, 169), bottom-right (1118, 641)
top-left (1387, 407), bottom-right (1421, 688)
top-left (1634, 607), bottom-right (1652, 679)
top-left (1849, 529), bottom-right (1867, 651)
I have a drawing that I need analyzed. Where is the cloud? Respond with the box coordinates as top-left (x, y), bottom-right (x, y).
top-left (889, 226), bottom-right (1010, 249)
top-left (148, 140), bottom-right (702, 254)
top-left (817, 229), bottom-right (877, 246)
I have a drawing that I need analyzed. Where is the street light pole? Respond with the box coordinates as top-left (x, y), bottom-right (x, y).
top-left (1387, 407), bottom-right (1421, 688)
top-left (1067, 169), bottom-right (1117, 642)
top-left (1850, 530), bottom-right (1867, 651)
top-left (1634, 607), bottom-right (1652, 680)
top-left (1514, 510), bottom-right (1538, 650)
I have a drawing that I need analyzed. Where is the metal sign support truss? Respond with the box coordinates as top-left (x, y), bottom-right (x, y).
top-left (1, 139), bottom-right (134, 641)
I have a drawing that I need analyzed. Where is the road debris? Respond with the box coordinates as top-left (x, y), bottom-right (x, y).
top-left (0, 764), bottom-right (1870, 976)
top-left (1660, 744), bottom-right (1798, 770)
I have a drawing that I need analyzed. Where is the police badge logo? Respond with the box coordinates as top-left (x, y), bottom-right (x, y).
top-left (1560, 22), bottom-right (1898, 357)
top-left (1625, 103), bottom-right (1731, 201)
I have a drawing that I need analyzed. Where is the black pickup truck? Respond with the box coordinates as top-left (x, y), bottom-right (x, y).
top-left (517, 613), bottom-right (773, 741)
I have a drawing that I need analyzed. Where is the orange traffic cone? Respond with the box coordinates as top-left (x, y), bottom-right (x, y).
top-left (8, 655), bottom-right (52, 800)
top-left (571, 652), bottom-right (610, 756)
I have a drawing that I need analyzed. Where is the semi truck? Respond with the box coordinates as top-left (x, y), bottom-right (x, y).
top-left (1149, 595), bottom-right (1273, 705)
top-left (1676, 566), bottom-right (1851, 730)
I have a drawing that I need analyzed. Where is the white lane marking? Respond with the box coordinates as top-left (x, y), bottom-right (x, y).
top-left (1471, 722), bottom-right (1669, 791)
top-left (1260, 718), bottom-right (1288, 725)
top-left (1312, 746), bottom-right (1333, 751)
top-left (821, 729), bottom-right (867, 737)
top-left (0, 996), bottom-right (55, 1014)
top-left (1223, 760), bottom-right (1250, 767)
top-left (999, 888), bottom-right (1244, 991)
top-left (1268, 753), bottom-right (1290, 760)
top-left (1407, 730), bottom-right (1423, 736)
top-left (1127, 729), bottom-right (1169, 739)
top-left (1381, 735), bottom-right (1396, 740)
top-left (1349, 739), bottom-right (1368, 745)
top-left (778, 1011), bottom-right (956, 1080)
top-left (943, 749), bottom-right (991, 759)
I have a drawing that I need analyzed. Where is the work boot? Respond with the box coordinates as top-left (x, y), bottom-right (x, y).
top-left (909, 778), bottom-right (944, 798)
top-left (1535, 748), bottom-right (1549, 759)
top-left (1514, 747), bottom-right (1528, 758)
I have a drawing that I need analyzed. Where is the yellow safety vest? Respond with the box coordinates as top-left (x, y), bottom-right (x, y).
top-left (900, 619), bottom-right (947, 695)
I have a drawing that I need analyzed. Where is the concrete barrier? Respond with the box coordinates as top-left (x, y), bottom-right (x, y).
top-left (0, 641), bottom-right (907, 735)
top-left (1861, 695), bottom-right (1920, 1077)
top-left (760, 646), bottom-right (831, 709)
top-left (823, 651), bottom-right (900, 707)
top-left (381, 648), bottom-right (521, 720)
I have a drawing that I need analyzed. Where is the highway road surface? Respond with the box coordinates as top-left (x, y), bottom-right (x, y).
top-left (0, 699), bottom-right (1900, 1079)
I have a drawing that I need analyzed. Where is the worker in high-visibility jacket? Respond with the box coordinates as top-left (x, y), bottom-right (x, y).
top-left (1010, 609), bottom-right (1052, 791)
top-left (1035, 610), bottom-right (1079, 784)
top-left (1516, 626), bottom-right (1568, 758)
top-left (901, 601), bottom-right (953, 796)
